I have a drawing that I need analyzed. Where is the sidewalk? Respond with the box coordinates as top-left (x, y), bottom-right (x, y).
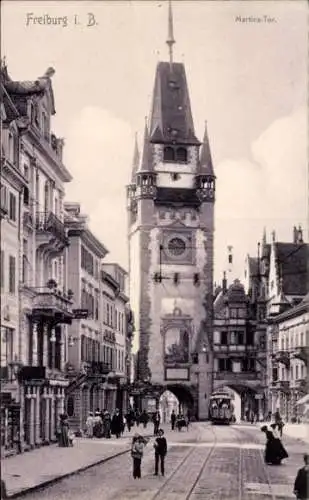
top-left (283, 423), bottom-right (309, 444)
top-left (1, 425), bottom-right (154, 498)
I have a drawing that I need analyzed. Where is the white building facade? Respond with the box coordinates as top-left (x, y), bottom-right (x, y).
top-left (1, 64), bottom-right (73, 453)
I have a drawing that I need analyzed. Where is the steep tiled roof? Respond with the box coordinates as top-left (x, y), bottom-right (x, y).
top-left (149, 62), bottom-right (200, 145)
top-left (227, 280), bottom-right (246, 303)
top-left (262, 243), bottom-right (271, 260)
top-left (139, 121), bottom-right (153, 172)
top-left (131, 133), bottom-right (140, 182)
top-left (275, 242), bottom-right (309, 296)
top-left (248, 257), bottom-right (259, 277)
top-left (198, 121), bottom-right (214, 176)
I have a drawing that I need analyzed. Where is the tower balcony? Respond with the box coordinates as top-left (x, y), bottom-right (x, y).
top-left (31, 289), bottom-right (73, 324)
top-left (36, 211), bottom-right (69, 257)
top-left (291, 346), bottom-right (309, 365)
top-left (274, 350), bottom-right (290, 367)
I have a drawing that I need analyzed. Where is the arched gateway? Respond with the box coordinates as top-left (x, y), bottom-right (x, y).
top-left (127, 2), bottom-right (215, 421)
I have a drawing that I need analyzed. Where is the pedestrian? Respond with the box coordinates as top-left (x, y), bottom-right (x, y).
top-left (140, 410), bottom-right (149, 429)
top-left (131, 433), bottom-right (148, 479)
top-left (103, 410), bottom-right (111, 438)
top-left (294, 453), bottom-right (309, 500)
top-left (153, 411), bottom-right (161, 436)
top-left (86, 412), bottom-right (94, 438)
top-left (261, 425), bottom-right (288, 465)
top-left (171, 410), bottom-right (176, 431)
top-left (58, 414), bottom-right (70, 447)
top-left (154, 428), bottom-right (167, 476)
top-left (93, 411), bottom-right (103, 438)
top-left (126, 408), bottom-right (133, 432)
top-left (111, 409), bottom-right (123, 438)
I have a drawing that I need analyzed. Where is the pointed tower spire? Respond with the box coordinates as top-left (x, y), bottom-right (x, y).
top-left (140, 117), bottom-right (153, 171)
top-left (199, 121), bottom-right (214, 175)
top-left (166, 0), bottom-right (175, 68)
top-left (262, 227), bottom-right (267, 246)
top-left (131, 132), bottom-right (140, 182)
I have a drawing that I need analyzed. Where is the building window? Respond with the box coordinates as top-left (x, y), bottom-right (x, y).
top-left (176, 147), bottom-right (187, 163)
top-left (246, 330), bottom-right (254, 346)
top-left (221, 331), bottom-right (228, 345)
top-left (81, 245), bottom-right (94, 276)
top-left (22, 239), bottom-right (28, 284)
top-left (9, 193), bottom-right (16, 222)
top-left (218, 358), bottom-right (231, 371)
top-left (0, 185), bottom-right (8, 213)
top-left (163, 146), bottom-right (175, 162)
top-left (0, 250), bottom-right (4, 290)
top-left (9, 256), bottom-right (16, 294)
top-left (1, 327), bottom-right (14, 376)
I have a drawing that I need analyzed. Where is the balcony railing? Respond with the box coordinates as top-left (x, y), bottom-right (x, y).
top-left (32, 290), bottom-right (73, 323)
top-left (214, 371), bottom-right (260, 381)
top-left (273, 380), bottom-right (290, 392)
top-left (36, 211), bottom-right (68, 245)
top-left (274, 350), bottom-right (290, 367)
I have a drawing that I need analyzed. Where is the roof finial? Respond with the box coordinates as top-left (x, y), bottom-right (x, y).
top-left (166, 0), bottom-right (175, 69)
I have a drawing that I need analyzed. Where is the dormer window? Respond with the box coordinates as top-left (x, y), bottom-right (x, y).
top-left (176, 147), bottom-right (187, 162)
top-left (164, 146), bottom-right (175, 161)
top-left (163, 146), bottom-right (188, 163)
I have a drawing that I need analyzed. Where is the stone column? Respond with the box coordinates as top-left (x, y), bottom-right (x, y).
top-left (32, 323), bottom-right (38, 366)
top-left (51, 391), bottom-right (55, 440)
top-left (30, 396), bottom-right (35, 447)
top-left (43, 324), bottom-right (48, 367)
top-left (35, 387), bottom-right (41, 444)
top-left (44, 389), bottom-right (50, 441)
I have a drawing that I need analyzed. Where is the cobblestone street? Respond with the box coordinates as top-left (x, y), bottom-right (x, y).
top-left (13, 423), bottom-right (307, 500)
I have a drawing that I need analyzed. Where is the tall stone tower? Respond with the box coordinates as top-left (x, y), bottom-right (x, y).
top-left (127, 1), bottom-right (215, 419)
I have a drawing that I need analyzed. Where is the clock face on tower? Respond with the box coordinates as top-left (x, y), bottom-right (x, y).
top-left (168, 237), bottom-right (186, 256)
top-left (161, 230), bottom-right (195, 265)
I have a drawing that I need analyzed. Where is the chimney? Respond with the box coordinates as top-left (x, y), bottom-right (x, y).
top-left (293, 225), bottom-right (298, 243)
top-left (222, 271), bottom-right (227, 293)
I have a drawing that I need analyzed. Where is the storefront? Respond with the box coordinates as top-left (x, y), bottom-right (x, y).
top-left (1, 393), bottom-right (21, 456)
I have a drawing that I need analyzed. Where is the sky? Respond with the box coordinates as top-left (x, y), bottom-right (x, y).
top-left (2, 0), bottom-right (308, 284)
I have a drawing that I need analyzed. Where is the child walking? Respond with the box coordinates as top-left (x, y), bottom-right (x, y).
top-left (131, 434), bottom-right (148, 479)
top-left (154, 428), bottom-right (167, 476)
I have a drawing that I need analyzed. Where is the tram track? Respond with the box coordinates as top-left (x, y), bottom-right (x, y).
top-left (231, 425), bottom-right (279, 500)
top-left (147, 425), bottom-right (218, 500)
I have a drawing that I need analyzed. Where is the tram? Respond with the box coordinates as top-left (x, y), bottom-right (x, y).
top-left (209, 391), bottom-right (235, 425)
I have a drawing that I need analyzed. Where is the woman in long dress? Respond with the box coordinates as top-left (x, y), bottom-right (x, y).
top-left (58, 414), bottom-right (70, 447)
top-left (261, 425), bottom-right (288, 465)
top-left (86, 412), bottom-right (94, 438)
top-left (270, 423), bottom-right (289, 461)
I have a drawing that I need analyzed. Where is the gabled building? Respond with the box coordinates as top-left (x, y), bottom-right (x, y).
top-left (245, 226), bottom-right (309, 420)
top-left (1, 75), bottom-right (29, 456)
top-left (63, 203), bottom-right (109, 430)
top-left (213, 276), bottom-right (267, 420)
top-left (1, 62), bottom-right (73, 452)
